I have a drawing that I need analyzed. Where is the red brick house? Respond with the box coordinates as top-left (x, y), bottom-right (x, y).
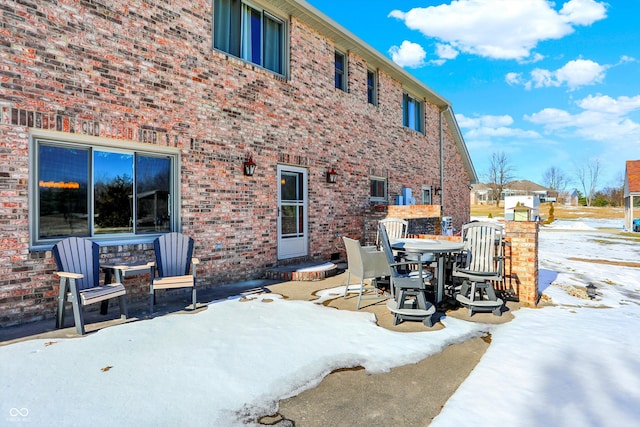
top-left (624, 160), bottom-right (640, 231)
top-left (0, 0), bottom-right (477, 326)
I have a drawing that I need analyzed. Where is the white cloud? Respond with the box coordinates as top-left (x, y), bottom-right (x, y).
top-left (388, 40), bottom-right (427, 68)
top-left (389, 0), bottom-right (607, 61)
top-left (576, 94), bottom-right (640, 115)
top-left (456, 113), bottom-right (540, 140)
top-left (525, 94), bottom-right (640, 142)
top-left (457, 114), bottom-right (514, 128)
top-left (530, 68), bottom-right (556, 88)
top-left (509, 59), bottom-right (608, 90)
top-left (554, 59), bottom-right (607, 89)
top-left (559, 0), bottom-right (608, 25)
top-left (435, 43), bottom-right (459, 60)
top-left (505, 72), bottom-right (523, 86)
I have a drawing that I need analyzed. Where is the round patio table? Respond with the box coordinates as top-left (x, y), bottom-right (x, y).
top-left (391, 238), bottom-right (464, 304)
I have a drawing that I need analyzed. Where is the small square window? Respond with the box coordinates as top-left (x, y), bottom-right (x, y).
top-left (370, 177), bottom-right (387, 201)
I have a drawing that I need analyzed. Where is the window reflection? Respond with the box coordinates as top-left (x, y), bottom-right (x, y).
top-left (35, 140), bottom-right (175, 243)
top-left (38, 145), bottom-right (89, 238)
top-left (136, 155), bottom-right (171, 233)
top-left (94, 151), bottom-right (133, 234)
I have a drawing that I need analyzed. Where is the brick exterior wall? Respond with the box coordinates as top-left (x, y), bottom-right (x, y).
top-left (0, 0), bottom-right (473, 327)
top-left (503, 221), bottom-right (539, 306)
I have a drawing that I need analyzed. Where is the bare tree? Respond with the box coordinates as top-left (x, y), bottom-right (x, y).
top-left (486, 151), bottom-right (516, 207)
top-left (542, 166), bottom-right (570, 192)
top-left (574, 158), bottom-right (602, 206)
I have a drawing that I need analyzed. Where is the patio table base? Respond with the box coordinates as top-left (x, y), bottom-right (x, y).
top-left (386, 299), bottom-right (435, 327)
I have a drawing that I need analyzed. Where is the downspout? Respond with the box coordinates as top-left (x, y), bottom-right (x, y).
top-left (439, 106), bottom-right (449, 216)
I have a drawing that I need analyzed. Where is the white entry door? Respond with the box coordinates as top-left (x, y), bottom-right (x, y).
top-left (277, 165), bottom-right (308, 259)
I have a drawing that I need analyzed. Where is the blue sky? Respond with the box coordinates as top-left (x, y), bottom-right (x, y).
top-left (306, 0), bottom-right (640, 190)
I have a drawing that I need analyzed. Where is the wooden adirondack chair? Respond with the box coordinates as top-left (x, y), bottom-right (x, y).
top-left (148, 232), bottom-right (199, 313)
top-left (453, 222), bottom-right (505, 316)
top-left (53, 237), bottom-right (127, 335)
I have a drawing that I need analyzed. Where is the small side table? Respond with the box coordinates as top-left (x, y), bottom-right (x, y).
top-left (100, 263), bottom-right (151, 315)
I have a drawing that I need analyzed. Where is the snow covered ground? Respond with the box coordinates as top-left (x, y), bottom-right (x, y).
top-left (1, 219), bottom-right (640, 426)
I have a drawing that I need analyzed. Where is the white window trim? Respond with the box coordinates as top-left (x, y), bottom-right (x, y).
top-left (370, 176), bottom-right (387, 202)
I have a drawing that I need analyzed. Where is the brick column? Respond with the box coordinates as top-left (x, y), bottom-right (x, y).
top-left (504, 221), bottom-right (539, 306)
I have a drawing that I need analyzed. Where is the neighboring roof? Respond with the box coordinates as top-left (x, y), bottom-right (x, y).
top-left (271, 0), bottom-right (477, 183)
top-left (471, 183), bottom-right (490, 191)
top-left (473, 180), bottom-right (548, 192)
top-left (626, 160), bottom-right (640, 194)
top-left (506, 180), bottom-right (548, 192)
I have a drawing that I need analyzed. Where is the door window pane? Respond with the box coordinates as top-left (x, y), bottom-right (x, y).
top-left (280, 171), bottom-right (304, 238)
top-left (280, 205), bottom-right (297, 236)
top-left (38, 144), bottom-right (90, 238)
top-left (281, 171), bottom-right (302, 201)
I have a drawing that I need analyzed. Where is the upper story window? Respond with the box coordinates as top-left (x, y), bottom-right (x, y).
top-left (335, 50), bottom-right (347, 91)
top-left (213, 0), bottom-right (286, 75)
top-left (403, 93), bottom-right (424, 133)
top-left (370, 176), bottom-right (387, 202)
top-left (367, 69), bottom-right (377, 105)
top-left (30, 134), bottom-right (179, 248)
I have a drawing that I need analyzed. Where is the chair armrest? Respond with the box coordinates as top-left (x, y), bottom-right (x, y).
top-left (108, 265), bottom-right (129, 272)
top-left (146, 261), bottom-right (156, 268)
top-left (192, 258), bottom-right (200, 264)
top-left (55, 271), bottom-right (83, 279)
top-left (389, 260), bottom-right (422, 269)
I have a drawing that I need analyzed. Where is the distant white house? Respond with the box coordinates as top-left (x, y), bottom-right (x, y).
top-left (504, 195), bottom-right (540, 221)
top-left (470, 180), bottom-right (549, 206)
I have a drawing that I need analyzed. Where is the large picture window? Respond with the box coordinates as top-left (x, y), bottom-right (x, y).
top-left (33, 137), bottom-right (178, 247)
top-left (403, 93), bottom-right (424, 133)
top-left (214, 0), bottom-right (286, 75)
